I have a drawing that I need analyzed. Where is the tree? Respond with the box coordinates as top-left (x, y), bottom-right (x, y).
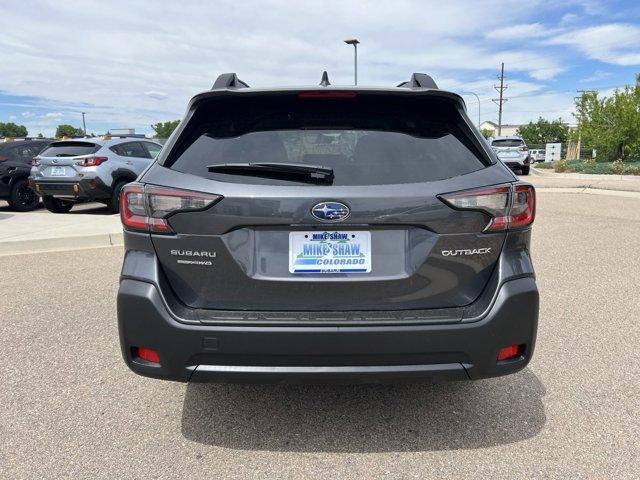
top-left (480, 128), bottom-right (494, 139)
top-left (516, 118), bottom-right (569, 147)
top-left (574, 75), bottom-right (640, 162)
top-left (0, 122), bottom-right (28, 137)
top-left (151, 120), bottom-right (180, 139)
top-left (36, 133), bottom-right (44, 138)
top-left (55, 124), bottom-right (85, 138)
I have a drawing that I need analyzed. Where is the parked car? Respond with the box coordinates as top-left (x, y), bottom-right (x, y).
top-left (0, 138), bottom-right (51, 211)
top-left (31, 137), bottom-right (162, 213)
top-left (490, 136), bottom-right (532, 175)
top-left (530, 149), bottom-right (546, 162)
top-left (117, 72), bottom-right (538, 384)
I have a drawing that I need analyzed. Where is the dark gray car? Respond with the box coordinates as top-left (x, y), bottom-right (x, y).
top-left (117, 73), bottom-right (538, 384)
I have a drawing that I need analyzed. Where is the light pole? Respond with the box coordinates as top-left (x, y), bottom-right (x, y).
top-left (460, 91), bottom-right (481, 127)
top-left (344, 38), bottom-right (359, 85)
top-left (81, 112), bottom-right (87, 137)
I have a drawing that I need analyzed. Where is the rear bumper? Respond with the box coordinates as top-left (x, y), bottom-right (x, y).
top-left (503, 157), bottom-right (531, 168)
top-left (33, 177), bottom-right (111, 200)
top-left (117, 276), bottom-right (539, 384)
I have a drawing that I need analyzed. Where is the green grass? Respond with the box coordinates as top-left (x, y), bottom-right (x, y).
top-left (535, 162), bottom-right (555, 169)
top-left (537, 160), bottom-right (640, 175)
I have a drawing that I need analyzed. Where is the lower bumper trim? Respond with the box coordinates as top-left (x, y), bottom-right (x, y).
top-left (191, 362), bottom-right (469, 384)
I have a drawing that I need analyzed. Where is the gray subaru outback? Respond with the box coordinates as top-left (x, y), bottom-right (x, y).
top-left (117, 73), bottom-right (538, 384)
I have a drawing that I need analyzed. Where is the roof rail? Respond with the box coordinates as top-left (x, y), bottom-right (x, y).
top-left (397, 73), bottom-right (438, 90)
top-left (212, 73), bottom-right (250, 90)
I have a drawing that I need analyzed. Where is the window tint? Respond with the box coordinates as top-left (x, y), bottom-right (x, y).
top-left (112, 142), bottom-right (148, 158)
top-left (168, 95), bottom-right (487, 186)
top-left (143, 142), bottom-right (162, 158)
top-left (40, 141), bottom-right (100, 157)
top-left (491, 139), bottom-right (524, 147)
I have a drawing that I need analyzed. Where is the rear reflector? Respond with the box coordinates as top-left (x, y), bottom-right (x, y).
top-left (439, 183), bottom-right (535, 232)
top-left (298, 91), bottom-right (358, 99)
top-left (135, 347), bottom-right (160, 364)
top-left (497, 344), bottom-right (521, 361)
top-left (120, 184), bottom-right (222, 234)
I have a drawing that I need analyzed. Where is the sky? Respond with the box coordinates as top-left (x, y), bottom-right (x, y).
top-left (0, 0), bottom-right (639, 137)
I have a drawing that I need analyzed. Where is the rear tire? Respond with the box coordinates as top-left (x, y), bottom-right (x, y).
top-left (42, 195), bottom-right (74, 213)
top-left (107, 180), bottom-right (128, 214)
top-left (521, 166), bottom-right (530, 175)
top-left (7, 178), bottom-right (40, 212)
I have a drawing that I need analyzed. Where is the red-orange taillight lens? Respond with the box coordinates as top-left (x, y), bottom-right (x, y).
top-left (439, 183), bottom-right (535, 232)
top-left (120, 184), bottom-right (222, 234)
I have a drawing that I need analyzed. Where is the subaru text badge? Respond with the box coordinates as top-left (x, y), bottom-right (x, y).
top-left (311, 202), bottom-right (350, 222)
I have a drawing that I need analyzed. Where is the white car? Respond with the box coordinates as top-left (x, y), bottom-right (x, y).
top-left (31, 136), bottom-right (162, 213)
top-left (530, 149), bottom-right (546, 162)
top-left (490, 136), bottom-right (532, 175)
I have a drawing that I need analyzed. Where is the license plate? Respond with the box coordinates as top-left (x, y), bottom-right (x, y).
top-left (499, 151), bottom-right (518, 158)
top-left (50, 166), bottom-right (66, 176)
top-left (289, 231), bottom-right (371, 274)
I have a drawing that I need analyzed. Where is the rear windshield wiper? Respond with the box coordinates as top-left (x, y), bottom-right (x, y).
top-left (207, 162), bottom-right (334, 184)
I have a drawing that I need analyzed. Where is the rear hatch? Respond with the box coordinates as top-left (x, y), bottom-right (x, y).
top-left (491, 138), bottom-right (526, 161)
top-left (139, 90), bottom-right (515, 311)
top-left (35, 141), bottom-right (101, 180)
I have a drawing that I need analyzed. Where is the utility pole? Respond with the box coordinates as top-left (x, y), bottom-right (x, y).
top-left (492, 63), bottom-right (508, 136)
top-left (81, 112), bottom-right (87, 137)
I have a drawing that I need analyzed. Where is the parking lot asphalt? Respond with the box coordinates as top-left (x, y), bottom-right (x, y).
top-left (1, 191), bottom-right (639, 479)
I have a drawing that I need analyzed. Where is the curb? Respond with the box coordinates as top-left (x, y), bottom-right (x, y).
top-left (0, 232), bottom-right (123, 256)
top-left (534, 187), bottom-right (640, 198)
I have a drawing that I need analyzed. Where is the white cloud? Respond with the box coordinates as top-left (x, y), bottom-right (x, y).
top-left (0, 0), bottom-right (627, 135)
top-left (580, 70), bottom-right (612, 83)
top-left (548, 24), bottom-right (640, 66)
top-left (43, 112), bottom-right (64, 119)
top-left (145, 91), bottom-right (168, 100)
top-left (486, 23), bottom-right (553, 40)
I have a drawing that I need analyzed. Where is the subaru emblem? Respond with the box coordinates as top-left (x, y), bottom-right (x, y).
top-left (311, 202), bottom-right (350, 222)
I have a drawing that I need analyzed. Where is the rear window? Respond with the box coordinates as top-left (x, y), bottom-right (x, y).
top-left (39, 141), bottom-right (100, 157)
top-left (491, 139), bottom-right (524, 148)
top-left (167, 94), bottom-right (488, 186)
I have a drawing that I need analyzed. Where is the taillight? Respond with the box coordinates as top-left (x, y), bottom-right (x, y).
top-left (519, 146), bottom-right (529, 152)
top-left (120, 184), bottom-right (222, 234)
top-left (0, 155), bottom-right (8, 162)
top-left (31, 157), bottom-right (40, 166)
top-left (298, 91), bottom-right (358, 99)
top-left (439, 183), bottom-right (535, 232)
top-left (76, 156), bottom-right (108, 167)
top-left (510, 184), bottom-right (536, 228)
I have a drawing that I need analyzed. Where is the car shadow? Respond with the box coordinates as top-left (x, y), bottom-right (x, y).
top-left (181, 368), bottom-right (546, 453)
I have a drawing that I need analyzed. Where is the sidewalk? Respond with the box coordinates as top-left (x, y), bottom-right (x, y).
top-left (0, 202), bottom-right (123, 255)
top-left (528, 167), bottom-right (640, 194)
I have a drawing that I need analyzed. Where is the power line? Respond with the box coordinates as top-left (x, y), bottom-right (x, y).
top-left (492, 63), bottom-right (508, 136)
